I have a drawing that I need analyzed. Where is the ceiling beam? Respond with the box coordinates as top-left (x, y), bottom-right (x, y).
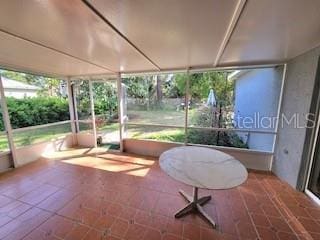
top-left (120, 62), bottom-right (285, 78)
top-left (82, 0), bottom-right (161, 71)
top-left (213, 0), bottom-right (247, 67)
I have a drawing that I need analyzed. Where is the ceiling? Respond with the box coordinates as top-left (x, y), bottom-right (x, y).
top-left (0, 0), bottom-right (319, 77)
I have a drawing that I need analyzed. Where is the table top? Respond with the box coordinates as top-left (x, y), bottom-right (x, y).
top-left (159, 146), bottom-right (248, 190)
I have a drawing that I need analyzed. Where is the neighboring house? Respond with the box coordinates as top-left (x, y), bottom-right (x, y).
top-left (230, 67), bottom-right (283, 152)
top-left (2, 77), bottom-right (40, 98)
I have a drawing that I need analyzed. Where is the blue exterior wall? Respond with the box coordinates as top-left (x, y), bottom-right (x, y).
top-left (234, 68), bottom-right (283, 152)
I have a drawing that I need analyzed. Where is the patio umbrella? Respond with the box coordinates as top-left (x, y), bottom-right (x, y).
top-left (206, 89), bottom-right (216, 106)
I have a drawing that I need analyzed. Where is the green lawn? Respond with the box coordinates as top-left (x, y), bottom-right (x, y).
top-left (127, 109), bottom-right (185, 125)
top-left (0, 123), bottom-right (72, 152)
top-left (125, 109), bottom-right (193, 143)
top-left (125, 109), bottom-right (186, 143)
top-left (126, 125), bottom-right (185, 143)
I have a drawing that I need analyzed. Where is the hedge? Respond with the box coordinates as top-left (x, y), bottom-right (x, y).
top-left (0, 97), bottom-right (70, 130)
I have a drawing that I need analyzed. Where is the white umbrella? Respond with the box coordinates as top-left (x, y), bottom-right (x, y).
top-left (206, 89), bottom-right (216, 106)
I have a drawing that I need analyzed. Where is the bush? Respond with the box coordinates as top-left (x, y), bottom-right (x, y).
top-left (0, 97), bottom-right (70, 130)
top-left (188, 129), bottom-right (248, 148)
top-left (189, 106), bottom-right (248, 148)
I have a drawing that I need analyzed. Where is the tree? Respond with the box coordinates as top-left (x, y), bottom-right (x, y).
top-left (1, 69), bottom-right (63, 97)
top-left (93, 82), bottom-right (118, 118)
top-left (174, 72), bottom-right (233, 106)
top-left (75, 80), bottom-right (118, 120)
top-left (123, 76), bottom-right (156, 110)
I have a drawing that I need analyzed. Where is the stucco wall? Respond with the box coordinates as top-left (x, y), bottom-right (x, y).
top-left (234, 68), bottom-right (283, 152)
top-left (273, 46), bottom-right (320, 188)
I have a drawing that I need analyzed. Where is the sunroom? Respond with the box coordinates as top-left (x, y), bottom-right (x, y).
top-left (0, 0), bottom-right (320, 239)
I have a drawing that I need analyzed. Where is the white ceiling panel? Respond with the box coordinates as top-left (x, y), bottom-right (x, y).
top-left (0, 31), bottom-right (108, 77)
top-left (89, 0), bottom-right (238, 70)
top-left (219, 0), bottom-right (320, 66)
top-left (0, 0), bottom-right (319, 75)
top-left (0, 0), bottom-right (157, 73)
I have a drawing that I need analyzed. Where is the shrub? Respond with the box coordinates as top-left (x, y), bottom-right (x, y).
top-left (188, 106), bottom-right (248, 148)
top-left (187, 129), bottom-right (248, 148)
top-left (0, 97), bottom-right (70, 130)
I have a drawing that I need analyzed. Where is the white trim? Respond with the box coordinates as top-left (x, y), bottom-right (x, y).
top-left (67, 79), bottom-right (76, 133)
top-left (89, 80), bottom-right (97, 148)
top-left (305, 189), bottom-right (320, 206)
top-left (214, 0), bottom-right (247, 66)
top-left (126, 123), bottom-right (184, 129)
top-left (11, 120), bottom-right (71, 133)
top-left (184, 69), bottom-right (190, 145)
top-left (0, 74), bottom-right (17, 167)
top-left (67, 78), bottom-right (77, 145)
top-left (270, 64), bottom-right (287, 169)
top-left (272, 64), bottom-right (287, 151)
top-left (120, 63), bottom-right (285, 78)
top-left (188, 126), bottom-right (276, 135)
top-left (72, 81), bottom-right (80, 133)
top-left (125, 123), bottom-right (276, 135)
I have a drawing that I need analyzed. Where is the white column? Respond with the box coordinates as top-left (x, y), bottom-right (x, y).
top-left (184, 69), bottom-right (190, 145)
top-left (271, 64), bottom-right (287, 169)
top-left (117, 73), bottom-right (124, 152)
top-left (89, 80), bottom-right (97, 148)
top-left (67, 78), bottom-right (77, 146)
top-left (72, 81), bottom-right (80, 133)
top-left (0, 74), bottom-right (18, 167)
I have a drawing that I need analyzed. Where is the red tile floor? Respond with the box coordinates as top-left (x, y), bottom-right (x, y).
top-left (0, 150), bottom-right (320, 240)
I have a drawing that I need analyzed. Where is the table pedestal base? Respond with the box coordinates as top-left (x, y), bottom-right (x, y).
top-left (175, 187), bottom-right (216, 228)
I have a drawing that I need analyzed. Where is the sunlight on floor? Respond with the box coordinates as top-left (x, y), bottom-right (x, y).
top-left (42, 147), bottom-right (107, 159)
top-left (62, 154), bottom-right (154, 177)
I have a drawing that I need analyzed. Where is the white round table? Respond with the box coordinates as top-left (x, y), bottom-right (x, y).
top-left (159, 146), bottom-right (248, 228)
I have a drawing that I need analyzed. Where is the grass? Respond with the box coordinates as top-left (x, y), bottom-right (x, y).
top-left (127, 125), bottom-right (185, 143)
top-left (127, 109), bottom-right (185, 125)
top-left (126, 109), bottom-right (186, 142)
top-left (0, 123), bottom-right (72, 151)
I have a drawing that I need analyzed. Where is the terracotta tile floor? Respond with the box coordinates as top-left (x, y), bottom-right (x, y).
top-left (0, 149), bottom-right (320, 240)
